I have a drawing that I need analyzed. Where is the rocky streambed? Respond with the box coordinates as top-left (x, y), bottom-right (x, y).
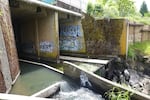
top-left (94, 57), bottom-right (150, 95)
top-left (128, 69), bottom-right (150, 95)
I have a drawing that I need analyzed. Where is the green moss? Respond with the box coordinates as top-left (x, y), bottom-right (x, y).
top-left (82, 14), bottom-right (125, 55)
top-left (48, 62), bottom-right (64, 71)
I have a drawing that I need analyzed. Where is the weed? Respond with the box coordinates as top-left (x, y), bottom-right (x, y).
top-left (104, 87), bottom-right (133, 100)
top-left (128, 41), bottom-right (150, 58)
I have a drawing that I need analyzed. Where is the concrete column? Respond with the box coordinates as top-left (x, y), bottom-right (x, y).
top-left (0, 0), bottom-right (20, 82)
top-left (37, 11), bottom-right (59, 61)
top-left (0, 26), bottom-right (12, 93)
top-left (54, 11), bottom-right (60, 61)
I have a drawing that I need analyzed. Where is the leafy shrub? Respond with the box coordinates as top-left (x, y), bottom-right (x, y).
top-left (104, 87), bottom-right (133, 100)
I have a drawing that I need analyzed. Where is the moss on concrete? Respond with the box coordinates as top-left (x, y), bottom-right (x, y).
top-left (82, 14), bottom-right (126, 56)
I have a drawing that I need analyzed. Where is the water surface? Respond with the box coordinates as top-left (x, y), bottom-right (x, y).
top-left (10, 62), bottom-right (68, 96)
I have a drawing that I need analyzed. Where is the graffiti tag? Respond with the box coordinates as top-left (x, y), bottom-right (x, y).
top-left (40, 41), bottom-right (53, 52)
top-left (59, 25), bottom-right (83, 51)
top-left (59, 25), bottom-right (82, 37)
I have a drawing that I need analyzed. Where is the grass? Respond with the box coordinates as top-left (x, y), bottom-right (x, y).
top-left (128, 41), bottom-right (150, 58)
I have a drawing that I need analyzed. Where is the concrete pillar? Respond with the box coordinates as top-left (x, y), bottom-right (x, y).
top-left (54, 11), bottom-right (59, 60)
top-left (0, 0), bottom-right (20, 82)
top-left (0, 26), bottom-right (12, 93)
top-left (37, 11), bottom-right (59, 60)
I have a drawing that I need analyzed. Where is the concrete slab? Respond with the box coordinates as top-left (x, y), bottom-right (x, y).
top-left (60, 56), bottom-right (110, 65)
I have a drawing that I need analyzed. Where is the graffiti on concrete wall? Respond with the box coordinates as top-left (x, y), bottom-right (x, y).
top-left (60, 37), bottom-right (82, 51)
top-left (40, 41), bottom-right (53, 52)
top-left (59, 25), bottom-right (83, 37)
top-left (59, 25), bottom-right (84, 51)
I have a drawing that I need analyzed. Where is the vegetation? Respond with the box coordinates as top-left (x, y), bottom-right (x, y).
top-left (87, 2), bottom-right (94, 16)
top-left (128, 41), bottom-right (150, 58)
top-left (104, 87), bottom-right (132, 100)
top-left (117, 0), bottom-right (136, 17)
top-left (87, 0), bottom-right (150, 25)
top-left (140, 1), bottom-right (148, 16)
top-left (0, 10), bottom-right (2, 16)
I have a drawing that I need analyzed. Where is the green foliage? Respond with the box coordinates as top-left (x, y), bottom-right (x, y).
top-left (87, 0), bottom-right (136, 18)
top-left (86, 0), bottom-right (150, 25)
top-left (117, 0), bottom-right (136, 17)
top-left (144, 12), bottom-right (150, 17)
top-left (93, 3), bottom-right (103, 17)
top-left (102, 0), bottom-right (119, 18)
top-left (104, 87), bottom-right (133, 100)
top-left (128, 41), bottom-right (150, 58)
top-left (128, 46), bottom-right (136, 59)
top-left (140, 1), bottom-right (148, 16)
top-left (87, 2), bottom-right (94, 16)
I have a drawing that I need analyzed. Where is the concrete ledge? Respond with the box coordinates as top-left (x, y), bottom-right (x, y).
top-left (60, 56), bottom-right (110, 65)
top-left (0, 93), bottom-right (53, 100)
top-left (63, 61), bottom-right (150, 100)
top-left (12, 71), bottom-right (21, 85)
top-left (19, 0), bottom-right (82, 17)
top-left (19, 59), bottom-right (63, 74)
top-left (32, 82), bottom-right (60, 98)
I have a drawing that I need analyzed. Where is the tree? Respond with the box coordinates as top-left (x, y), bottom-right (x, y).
top-left (87, 2), bottom-right (94, 16)
top-left (93, 3), bottom-right (103, 17)
top-left (103, 0), bottom-right (119, 18)
top-left (117, 0), bottom-right (136, 17)
top-left (140, 1), bottom-right (148, 16)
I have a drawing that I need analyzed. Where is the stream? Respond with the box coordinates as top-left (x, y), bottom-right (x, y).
top-left (10, 61), bottom-right (105, 100)
top-left (50, 64), bottom-right (105, 100)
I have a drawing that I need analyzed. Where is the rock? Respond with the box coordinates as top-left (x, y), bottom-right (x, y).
top-left (124, 69), bottom-right (130, 81)
top-left (143, 56), bottom-right (150, 63)
top-left (129, 70), bottom-right (140, 86)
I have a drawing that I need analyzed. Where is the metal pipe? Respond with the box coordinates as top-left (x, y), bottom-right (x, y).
top-left (19, 0), bottom-right (82, 17)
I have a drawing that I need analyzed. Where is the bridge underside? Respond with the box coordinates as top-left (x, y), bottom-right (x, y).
top-left (10, 1), bottom-right (85, 62)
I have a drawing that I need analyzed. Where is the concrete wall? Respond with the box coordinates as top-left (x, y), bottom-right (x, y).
top-left (0, 26), bottom-right (12, 93)
top-left (0, 0), bottom-right (20, 82)
top-left (20, 19), bottom-right (36, 55)
top-left (82, 15), bottom-right (127, 56)
top-left (58, 0), bottom-right (81, 9)
top-left (59, 16), bottom-right (86, 53)
top-left (0, 0), bottom-right (20, 93)
top-left (129, 23), bottom-right (150, 44)
top-left (58, 0), bottom-right (88, 13)
top-left (0, 66), bottom-right (6, 93)
top-left (18, 10), bottom-right (59, 60)
top-left (38, 11), bottom-right (59, 59)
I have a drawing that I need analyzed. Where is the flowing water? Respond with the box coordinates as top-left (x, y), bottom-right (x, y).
top-left (52, 71), bottom-right (104, 100)
top-left (10, 62), bottom-right (70, 96)
top-left (53, 81), bottom-right (104, 100)
top-left (10, 61), bottom-right (105, 100)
